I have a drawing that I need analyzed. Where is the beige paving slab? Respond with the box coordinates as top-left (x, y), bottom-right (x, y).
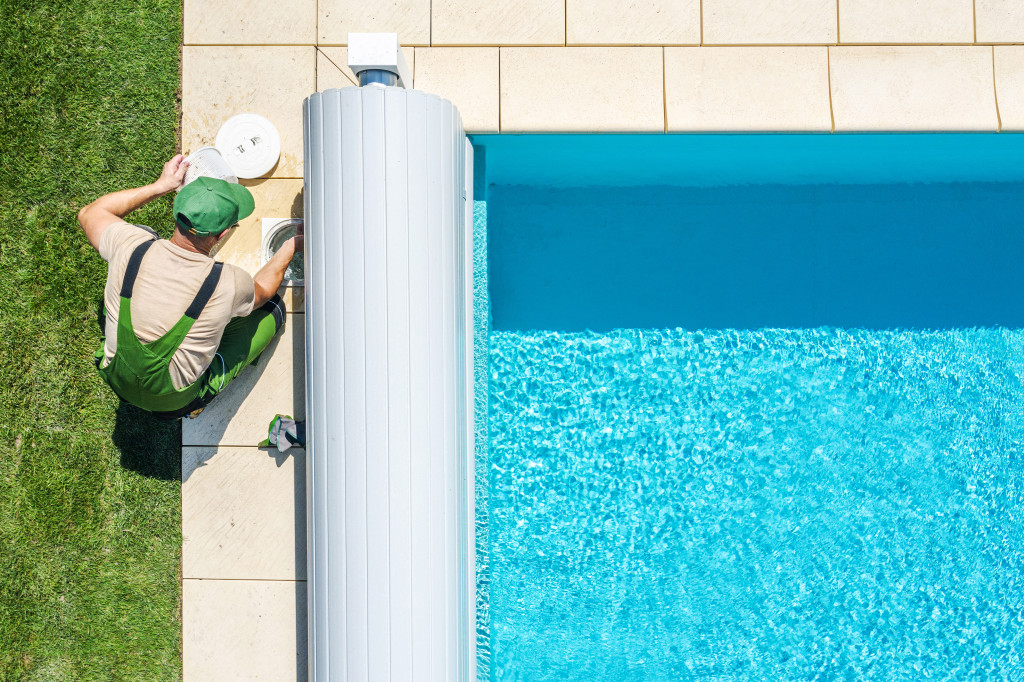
top-left (665, 47), bottom-right (831, 131)
top-left (183, 447), bottom-right (306, 580)
top-left (318, 0), bottom-right (430, 46)
top-left (838, 0), bottom-right (974, 44)
top-left (703, 0), bottom-right (837, 44)
top-left (182, 315), bottom-right (305, 447)
top-left (413, 48), bottom-right (499, 132)
top-left (212, 178), bottom-right (305, 311)
top-left (183, 0), bottom-right (315, 45)
top-left (432, 0), bottom-right (565, 45)
top-left (976, 0), bottom-right (1024, 43)
top-left (316, 46), bottom-right (416, 91)
top-left (182, 46), bottom-right (313, 180)
top-left (184, 579), bottom-right (306, 680)
top-left (829, 46), bottom-right (999, 131)
top-left (317, 48), bottom-right (357, 89)
top-left (995, 47), bottom-right (1024, 130)
top-left (500, 47), bottom-right (664, 132)
top-left (566, 0), bottom-right (700, 45)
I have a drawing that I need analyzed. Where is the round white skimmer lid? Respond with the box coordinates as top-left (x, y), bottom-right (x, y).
top-left (215, 113), bottom-right (281, 179)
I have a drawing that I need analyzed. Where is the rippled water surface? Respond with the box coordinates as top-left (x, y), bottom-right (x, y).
top-left (488, 328), bottom-right (1024, 680)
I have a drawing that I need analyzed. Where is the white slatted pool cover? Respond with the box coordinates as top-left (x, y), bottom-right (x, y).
top-left (303, 85), bottom-right (475, 681)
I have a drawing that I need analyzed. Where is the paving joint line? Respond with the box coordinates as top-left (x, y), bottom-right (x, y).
top-left (183, 577), bottom-right (309, 583)
top-left (316, 45), bottom-right (358, 86)
top-left (992, 45), bottom-right (1003, 131)
top-left (661, 47), bottom-right (667, 133)
top-left (826, 46), bottom-right (836, 133)
top-left (973, 0), bottom-right (978, 43)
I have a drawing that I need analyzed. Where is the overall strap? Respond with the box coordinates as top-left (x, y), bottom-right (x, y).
top-left (120, 239), bottom-right (157, 298)
top-left (184, 262), bottom-right (224, 320)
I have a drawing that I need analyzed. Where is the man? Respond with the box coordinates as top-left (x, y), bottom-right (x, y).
top-left (78, 154), bottom-right (302, 419)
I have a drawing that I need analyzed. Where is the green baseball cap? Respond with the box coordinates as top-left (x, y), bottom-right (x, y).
top-left (173, 176), bottom-right (255, 236)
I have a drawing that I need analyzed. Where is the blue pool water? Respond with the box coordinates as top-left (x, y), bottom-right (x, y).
top-left (473, 135), bottom-right (1024, 680)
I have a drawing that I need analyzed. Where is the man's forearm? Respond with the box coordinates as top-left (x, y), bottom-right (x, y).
top-left (83, 182), bottom-right (168, 218)
top-left (78, 155), bottom-right (188, 252)
top-left (78, 182), bottom-right (171, 250)
top-left (252, 241), bottom-right (296, 307)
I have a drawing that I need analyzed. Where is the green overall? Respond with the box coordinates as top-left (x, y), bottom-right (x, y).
top-left (97, 239), bottom-right (224, 413)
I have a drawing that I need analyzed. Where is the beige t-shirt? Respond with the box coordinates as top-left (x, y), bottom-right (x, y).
top-left (99, 221), bottom-right (256, 389)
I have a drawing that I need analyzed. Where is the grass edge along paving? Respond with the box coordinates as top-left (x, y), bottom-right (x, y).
top-left (1, 1), bottom-right (184, 678)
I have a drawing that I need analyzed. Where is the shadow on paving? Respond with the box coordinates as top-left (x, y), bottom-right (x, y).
top-left (113, 401), bottom-right (181, 481)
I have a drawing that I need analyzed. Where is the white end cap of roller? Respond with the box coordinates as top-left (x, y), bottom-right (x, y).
top-left (347, 33), bottom-right (411, 88)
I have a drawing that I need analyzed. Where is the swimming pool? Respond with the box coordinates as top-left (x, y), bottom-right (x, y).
top-left (473, 134), bottom-right (1024, 680)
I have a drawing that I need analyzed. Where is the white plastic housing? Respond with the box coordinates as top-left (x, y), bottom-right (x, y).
top-left (346, 32), bottom-right (412, 88)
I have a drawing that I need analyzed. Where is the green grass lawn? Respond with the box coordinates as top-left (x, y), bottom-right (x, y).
top-left (0, 1), bottom-right (184, 677)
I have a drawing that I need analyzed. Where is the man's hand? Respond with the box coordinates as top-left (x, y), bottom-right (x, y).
top-left (153, 154), bottom-right (190, 195)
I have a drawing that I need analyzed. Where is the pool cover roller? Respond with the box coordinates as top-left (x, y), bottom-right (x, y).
top-left (302, 83), bottom-right (476, 679)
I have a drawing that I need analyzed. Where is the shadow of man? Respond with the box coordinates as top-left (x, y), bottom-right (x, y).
top-left (112, 400), bottom-right (181, 481)
top-left (96, 299), bottom-right (182, 481)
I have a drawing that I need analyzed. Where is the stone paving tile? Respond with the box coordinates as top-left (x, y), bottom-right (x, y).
top-left (432, 0), bottom-right (565, 45)
top-left (976, 0), bottom-right (1024, 43)
top-left (838, 0), bottom-right (974, 44)
top-left (566, 0), bottom-right (700, 45)
top-left (183, 0), bottom-right (315, 45)
top-left (829, 46), bottom-right (999, 131)
top-left (182, 314), bottom-right (305, 448)
top-left (666, 47), bottom-right (831, 131)
top-left (183, 446), bottom-right (306, 580)
top-left (500, 47), bottom-right (664, 131)
top-left (316, 46), bottom-right (415, 90)
top-left (318, 0), bottom-right (430, 46)
top-left (317, 48), bottom-right (357, 89)
top-left (995, 46), bottom-right (1024, 130)
top-left (413, 48), bottom-right (499, 132)
top-left (183, 579), bottom-right (307, 680)
top-left (181, 46), bottom-right (313, 180)
top-left (703, 0), bottom-right (837, 44)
